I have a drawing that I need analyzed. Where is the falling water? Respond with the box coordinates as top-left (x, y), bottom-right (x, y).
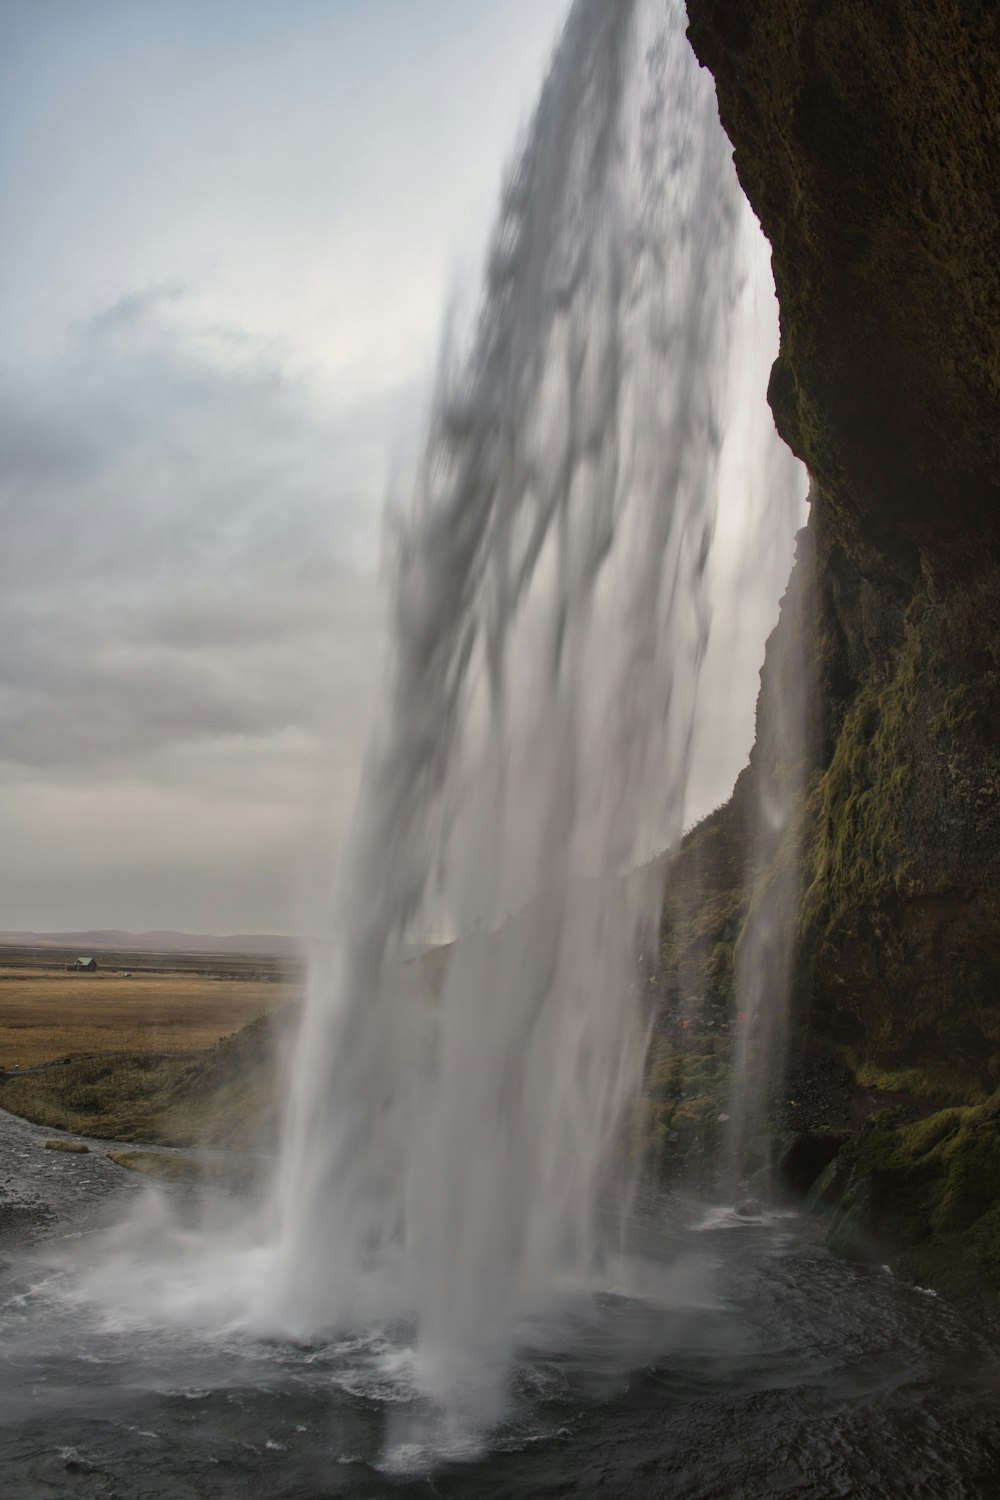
top-left (724, 519), bottom-right (816, 1182)
top-left (267, 0), bottom-right (796, 1446)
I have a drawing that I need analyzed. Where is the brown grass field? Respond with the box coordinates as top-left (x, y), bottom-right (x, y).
top-left (0, 944), bottom-right (443, 1149)
top-left (0, 949), bottom-right (301, 1071)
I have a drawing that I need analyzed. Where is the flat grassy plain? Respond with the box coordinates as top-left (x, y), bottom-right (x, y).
top-left (0, 946), bottom-right (300, 1070)
top-left (0, 945), bottom-right (301, 1147)
top-left (0, 943), bottom-right (451, 1150)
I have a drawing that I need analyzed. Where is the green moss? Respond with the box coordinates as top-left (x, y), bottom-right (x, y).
top-left (934, 685), bottom-right (979, 735)
top-left (634, 1022), bottom-right (732, 1185)
top-left (107, 1150), bottom-right (205, 1184)
top-left (830, 1094), bottom-right (1000, 1302)
top-left (854, 1060), bottom-right (988, 1107)
top-left (801, 627), bottom-right (922, 939)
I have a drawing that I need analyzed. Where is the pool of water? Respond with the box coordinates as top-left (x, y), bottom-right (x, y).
top-left (2, 1108), bottom-right (999, 1499)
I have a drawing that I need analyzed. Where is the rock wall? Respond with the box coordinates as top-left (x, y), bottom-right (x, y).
top-left (673, 0), bottom-right (1000, 1293)
top-left (686, 0), bottom-right (999, 560)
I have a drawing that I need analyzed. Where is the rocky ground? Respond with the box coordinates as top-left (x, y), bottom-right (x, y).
top-left (0, 1104), bottom-right (265, 1256)
top-left (0, 1108), bottom-right (147, 1250)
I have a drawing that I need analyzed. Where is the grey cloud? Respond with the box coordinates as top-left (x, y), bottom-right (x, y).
top-left (0, 290), bottom-right (394, 800)
top-left (0, 0), bottom-right (573, 933)
top-left (85, 283), bottom-right (187, 337)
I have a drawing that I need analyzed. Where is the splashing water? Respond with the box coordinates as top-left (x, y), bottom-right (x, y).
top-left (263, 0), bottom-right (801, 1447)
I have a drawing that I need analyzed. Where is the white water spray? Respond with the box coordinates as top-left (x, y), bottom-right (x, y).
top-left (266, 0), bottom-right (799, 1442)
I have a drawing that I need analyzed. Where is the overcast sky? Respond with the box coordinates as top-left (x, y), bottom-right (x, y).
top-left (1, 0), bottom-right (803, 937)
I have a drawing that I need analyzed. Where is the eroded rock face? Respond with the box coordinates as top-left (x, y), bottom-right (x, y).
top-left (686, 0), bottom-right (999, 559)
top-left (675, 0), bottom-right (1000, 1294)
top-left (681, 0), bottom-right (1000, 1080)
top-left (800, 537), bottom-right (1000, 1085)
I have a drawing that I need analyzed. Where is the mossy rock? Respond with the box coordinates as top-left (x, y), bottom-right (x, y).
top-left (44, 1139), bottom-right (89, 1155)
top-left (825, 1096), bottom-right (1000, 1302)
top-left (107, 1150), bottom-right (205, 1184)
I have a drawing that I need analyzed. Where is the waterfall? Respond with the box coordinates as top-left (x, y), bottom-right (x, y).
top-left (724, 519), bottom-right (815, 1181)
top-left (265, 0), bottom-right (801, 1444)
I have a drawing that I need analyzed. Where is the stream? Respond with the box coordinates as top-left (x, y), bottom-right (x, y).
top-left (2, 1107), bottom-right (999, 1499)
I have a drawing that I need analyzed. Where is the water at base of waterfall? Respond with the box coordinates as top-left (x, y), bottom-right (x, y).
top-left (1, 1139), bottom-right (998, 1500)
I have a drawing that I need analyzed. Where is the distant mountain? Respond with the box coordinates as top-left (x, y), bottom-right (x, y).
top-left (0, 928), bottom-right (303, 957)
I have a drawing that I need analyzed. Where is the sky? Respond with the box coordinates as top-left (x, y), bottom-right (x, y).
top-left (1, 0), bottom-right (803, 937)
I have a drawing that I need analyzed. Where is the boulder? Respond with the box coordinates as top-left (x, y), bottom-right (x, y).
top-left (735, 1198), bottom-right (763, 1219)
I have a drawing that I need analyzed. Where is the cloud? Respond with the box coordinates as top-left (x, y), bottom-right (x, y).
top-left (0, 289), bottom-right (402, 927)
top-left (0, 0), bottom-right (574, 933)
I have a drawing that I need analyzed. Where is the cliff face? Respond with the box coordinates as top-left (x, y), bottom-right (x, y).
top-left (674, 1), bottom-right (1000, 1289)
top-left (686, 0), bottom-right (999, 561)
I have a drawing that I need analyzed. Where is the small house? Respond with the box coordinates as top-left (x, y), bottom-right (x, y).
top-left (74, 956), bottom-right (98, 972)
